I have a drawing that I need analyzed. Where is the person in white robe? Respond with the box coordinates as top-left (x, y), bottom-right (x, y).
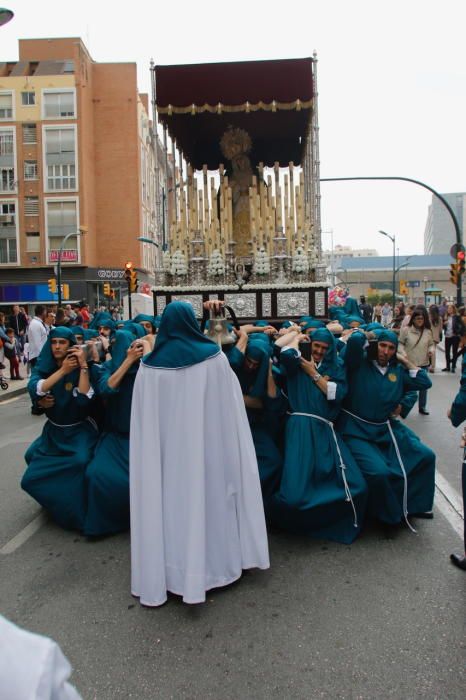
top-left (130, 301), bottom-right (270, 606)
top-left (0, 614), bottom-right (82, 699)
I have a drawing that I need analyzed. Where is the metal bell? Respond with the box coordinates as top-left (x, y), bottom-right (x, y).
top-left (206, 307), bottom-right (236, 347)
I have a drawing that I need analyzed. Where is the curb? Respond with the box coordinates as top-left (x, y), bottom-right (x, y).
top-left (0, 386), bottom-right (28, 403)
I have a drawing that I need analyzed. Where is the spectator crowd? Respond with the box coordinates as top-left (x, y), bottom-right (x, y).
top-left (0, 302), bottom-right (123, 393)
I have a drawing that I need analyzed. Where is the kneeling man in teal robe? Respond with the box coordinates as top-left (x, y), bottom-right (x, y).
top-left (337, 329), bottom-right (435, 527)
top-left (21, 327), bottom-right (98, 531)
top-left (269, 327), bottom-right (368, 543)
top-left (84, 328), bottom-right (145, 536)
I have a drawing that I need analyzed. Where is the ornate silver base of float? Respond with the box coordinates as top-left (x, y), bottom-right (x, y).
top-left (154, 282), bottom-right (328, 321)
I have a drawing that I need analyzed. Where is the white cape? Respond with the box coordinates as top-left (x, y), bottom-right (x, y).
top-left (0, 615), bottom-right (82, 699)
top-left (130, 352), bottom-right (270, 606)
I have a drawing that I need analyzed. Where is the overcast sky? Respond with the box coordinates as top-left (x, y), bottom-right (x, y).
top-left (2, 0), bottom-right (465, 256)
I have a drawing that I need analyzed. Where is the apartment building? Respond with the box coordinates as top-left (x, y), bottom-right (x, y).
top-left (0, 37), bottom-right (163, 309)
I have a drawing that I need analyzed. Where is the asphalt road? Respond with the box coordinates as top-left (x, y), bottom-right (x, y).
top-left (0, 365), bottom-right (464, 700)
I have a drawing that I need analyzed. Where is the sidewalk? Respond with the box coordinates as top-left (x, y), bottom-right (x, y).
top-left (0, 375), bottom-right (28, 402)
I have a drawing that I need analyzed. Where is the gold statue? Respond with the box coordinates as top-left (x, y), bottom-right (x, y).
top-left (220, 126), bottom-right (253, 257)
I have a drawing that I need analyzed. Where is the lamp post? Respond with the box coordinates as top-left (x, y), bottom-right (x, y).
top-left (395, 259), bottom-right (411, 302)
top-left (379, 230), bottom-right (396, 315)
top-left (137, 236), bottom-right (159, 315)
top-left (336, 266), bottom-right (348, 288)
top-left (322, 176), bottom-right (463, 305)
top-left (0, 7), bottom-right (14, 26)
top-left (56, 229), bottom-right (85, 308)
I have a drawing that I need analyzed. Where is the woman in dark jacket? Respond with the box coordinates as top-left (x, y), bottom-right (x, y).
top-left (443, 303), bottom-right (463, 372)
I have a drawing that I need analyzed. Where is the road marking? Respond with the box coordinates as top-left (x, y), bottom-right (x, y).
top-left (0, 479), bottom-right (462, 554)
top-left (434, 474), bottom-right (464, 539)
top-left (0, 511), bottom-right (47, 555)
top-left (436, 472), bottom-right (463, 516)
top-left (0, 394), bottom-right (25, 405)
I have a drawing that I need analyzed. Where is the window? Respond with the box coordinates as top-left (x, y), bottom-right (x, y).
top-left (0, 167), bottom-right (14, 192)
top-left (0, 238), bottom-right (17, 263)
top-left (46, 200), bottom-right (78, 260)
top-left (24, 197), bottom-right (39, 216)
top-left (26, 232), bottom-right (40, 252)
top-left (47, 163), bottom-right (75, 190)
top-left (21, 92), bottom-right (35, 106)
top-left (0, 131), bottom-right (13, 155)
top-left (0, 201), bottom-right (17, 263)
top-left (24, 160), bottom-right (38, 180)
top-left (47, 200), bottom-right (77, 236)
top-left (0, 130), bottom-right (15, 193)
top-left (45, 128), bottom-right (75, 156)
top-left (44, 127), bottom-right (76, 191)
top-left (0, 93), bottom-right (13, 120)
top-left (22, 123), bottom-right (37, 143)
top-left (43, 90), bottom-right (75, 118)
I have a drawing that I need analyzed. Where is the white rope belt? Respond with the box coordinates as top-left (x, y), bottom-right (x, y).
top-left (47, 417), bottom-right (98, 431)
top-left (288, 411), bottom-right (358, 528)
top-left (342, 408), bottom-right (415, 533)
top-left (47, 418), bottom-right (84, 428)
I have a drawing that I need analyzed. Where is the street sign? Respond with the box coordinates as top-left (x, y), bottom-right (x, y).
top-left (407, 280), bottom-right (420, 287)
top-left (49, 249), bottom-right (78, 263)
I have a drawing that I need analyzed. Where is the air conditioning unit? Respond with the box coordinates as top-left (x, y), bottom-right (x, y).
top-left (0, 215), bottom-right (13, 224)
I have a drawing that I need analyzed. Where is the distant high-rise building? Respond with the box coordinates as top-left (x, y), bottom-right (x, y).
top-left (0, 37), bottom-right (167, 309)
top-left (424, 192), bottom-right (466, 255)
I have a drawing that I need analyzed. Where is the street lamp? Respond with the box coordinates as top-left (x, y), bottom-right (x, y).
top-left (395, 259), bottom-right (411, 301)
top-left (137, 236), bottom-right (159, 315)
top-left (336, 267), bottom-right (348, 287)
top-left (56, 228), bottom-right (86, 307)
top-left (379, 230), bottom-right (396, 314)
top-left (0, 8), bottom-right (14, 26)
top-left (395, 258), bottom-right (412, 275)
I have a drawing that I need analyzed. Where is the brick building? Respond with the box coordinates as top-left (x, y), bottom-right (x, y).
top-left (0, 37), bottom-right (164, 310)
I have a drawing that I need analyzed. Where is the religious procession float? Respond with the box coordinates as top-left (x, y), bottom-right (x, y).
top-left (150, 55), bottom-right (328, 321)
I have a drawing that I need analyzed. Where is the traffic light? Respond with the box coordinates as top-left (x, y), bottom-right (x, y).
top-left (457, 250), bottom-right (465, 276)
top-left (399, 279), bottom-right (408, 296)
top-left (62, 283), bottom-right (70, 300)
top-left (450, 263), bottom-right (459, 285)
top-left (110, 289), bottom-right (116, 300)
top-left (48, 278), bottom-right (57, 293)
top-left (103, 282), bottom-right (111, 296)
top-left (129, 269), bottom-right (138, 293)
top-left (124, 261), bottom-right (138, 293)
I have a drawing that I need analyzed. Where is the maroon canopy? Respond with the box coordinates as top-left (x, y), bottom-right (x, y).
top-left (155, 57), bottom-right (314, 169)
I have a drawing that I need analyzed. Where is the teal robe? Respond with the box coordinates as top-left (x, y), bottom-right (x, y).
top-left (449, 353), bottom-right (466, 548)
top-left (337, 332), bottom-right (435, 524)
top-left (227, 344), bottom-right (283, 496)
top-left (268, 346), bottom-right (368, 543)
top-left (22, 365), bottom-right (98, 531)
top-left (84, 331), bottom-right (138, 536)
